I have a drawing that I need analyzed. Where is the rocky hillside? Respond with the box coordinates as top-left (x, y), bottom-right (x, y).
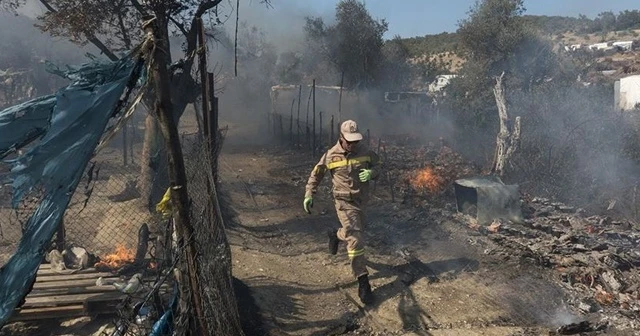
top-left (401, 14), bottom-right (640, 79)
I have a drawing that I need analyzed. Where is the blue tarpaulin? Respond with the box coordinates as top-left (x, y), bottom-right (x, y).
top-left (0, 54), bottom-right (141, 326)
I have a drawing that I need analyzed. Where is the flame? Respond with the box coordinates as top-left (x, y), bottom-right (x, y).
top-left (94, 244), bottom-right (135, 269)
top-left (410, 167), bottom-right (444, 193)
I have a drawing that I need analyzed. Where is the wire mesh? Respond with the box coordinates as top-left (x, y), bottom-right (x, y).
top-left (0, 111), bottom-right (151, 266)
top-left (178, 129), bottom-right (243, 334)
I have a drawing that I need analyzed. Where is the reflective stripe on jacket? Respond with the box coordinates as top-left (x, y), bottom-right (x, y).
top-left (305, 141), bottom-right (381, 202)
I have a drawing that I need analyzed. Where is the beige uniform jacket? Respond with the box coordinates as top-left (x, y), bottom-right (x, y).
top-left (305, 141), bottom-right (382, 202)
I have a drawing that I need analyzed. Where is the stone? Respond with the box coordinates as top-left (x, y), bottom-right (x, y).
top-left (578, 301), bottom-right (596, 313)
top-left (601, 271), bottom-right (623, 293)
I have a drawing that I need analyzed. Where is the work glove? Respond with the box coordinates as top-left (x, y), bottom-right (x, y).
top-left (359, 169), bottom-right (372, 182)
top-left (303, 197), bottom-right (313, 214)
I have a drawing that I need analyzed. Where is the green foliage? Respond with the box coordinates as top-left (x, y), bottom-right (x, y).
top-left (303, 0), bottom-right (388, 89)
top-left (400, 33), bottom-right (459, 58)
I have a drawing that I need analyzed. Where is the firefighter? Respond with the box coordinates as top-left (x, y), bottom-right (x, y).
top-left (303, 119), bottom-right (381, 305)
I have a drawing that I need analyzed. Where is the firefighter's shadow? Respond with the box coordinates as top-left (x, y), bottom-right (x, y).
top-left (242, 275), bottom-right (361, 336)
top-left (367, 257), bottom-right (479, 333)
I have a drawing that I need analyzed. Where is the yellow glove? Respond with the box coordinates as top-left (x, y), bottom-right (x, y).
top-left (359, 169), bottom-right (372, 182)
top-left (303, 197), bottom-right (313, 214)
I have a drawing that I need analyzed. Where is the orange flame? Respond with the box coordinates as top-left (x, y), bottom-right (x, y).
top-left (410, 167), bottom-right (444, 194)
top-left (94, 244), bottom-right (135, 269)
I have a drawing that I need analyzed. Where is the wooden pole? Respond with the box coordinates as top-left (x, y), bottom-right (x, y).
top-left (366, 129), bottom-right (370, 147)
top-left (338, 71), bottom-right (344, 123)
top-left (208, 72), bottom-right (220, 184)
top-left (55, 218), bottom-right (65, 252)
top-left (330, 115), bottom-right (334, 144)
top-left (145, 16), bottom-right (206, 335)
top-left (207, 72), bottom-right (218, 182)
top-left (306, 86), bottom-right (312, 148)
top-left (312, 79), bottom-right (316, 155)
top-left (296, 85), bottom-right (302, 147)
top-left (319, 111), bottom-right (323, 149)
top-left (130, 118), bottom-right (135, 165)
top-left (122, 120), bottom-right (128, 166)
top-left (373, 137), bottom-right (382, 193)
top-left (289, 98), bottom-right (295, 145)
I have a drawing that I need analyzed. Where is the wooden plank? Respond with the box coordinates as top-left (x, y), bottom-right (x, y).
top-left (33, 278), bottom-right (119, 290)
top-left (10, 305), bottom-right (85, 322)
top-left (28, 286), bottom-right (118, 298)
top-left (29, 283), bottom-right (171, 297)
top-left (37, 267), bottom-right (106, 276)
top-left (34, 272), bottom-right (115, 282)
top-left (24, 291), bottom-right (125, 308)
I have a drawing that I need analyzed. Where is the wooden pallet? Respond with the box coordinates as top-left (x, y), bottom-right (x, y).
top-left (10, 264), bottom-right (141, 322)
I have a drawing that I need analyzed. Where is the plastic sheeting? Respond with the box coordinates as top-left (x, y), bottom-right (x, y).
top-left (0, 95), bottom-right (55, 159)
top-left (0, 55), bottom-right (139, 326)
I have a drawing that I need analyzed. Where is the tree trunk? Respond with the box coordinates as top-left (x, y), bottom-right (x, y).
top-left (491, 72), bottom-right (521, 176)
top-left (139, 112), bottom-right (164, 211)
top-left (146, 14), bottom-right (206, 335)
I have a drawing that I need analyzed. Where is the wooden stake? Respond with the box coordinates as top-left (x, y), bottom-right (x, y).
top-left (319, 111), bottom-right (323, 149)
top-left (296, 85), bottom-right (302, 147)
top-left (338, 71), bottom-right (344, 123)
top-left (312, 79), bottom-right (316, 155)
top-left (306, 86), bottom-right (312, 148)
top-left (330, 115), bottom-right (334, 144)
top-left (55, 218), bottom-right (65, 252)
top-left (289, 98), bottom-right (295, 145)
top-left (122, 119), bottom-right (128, 166)
top-left (366, 129), bottom-right (370, 147)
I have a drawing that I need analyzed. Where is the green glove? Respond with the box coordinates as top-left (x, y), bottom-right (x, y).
top-left (359, 169), bottom-right (372, 182)
top-left (303, 197), bottom-right (313, 214)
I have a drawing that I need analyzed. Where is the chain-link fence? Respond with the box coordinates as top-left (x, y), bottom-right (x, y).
top-left (176, 130), bottom-right (243, 334)
top-left (0, 110), bottom-right (153, 266)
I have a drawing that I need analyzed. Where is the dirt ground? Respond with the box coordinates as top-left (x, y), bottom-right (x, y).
top-left (218, 132), bottom-right (594, 335)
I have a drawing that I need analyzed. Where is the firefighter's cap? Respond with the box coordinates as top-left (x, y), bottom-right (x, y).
top-left (340, 120), bottom-right (363, 142)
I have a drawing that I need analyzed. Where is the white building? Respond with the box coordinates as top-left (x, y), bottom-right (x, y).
top-left (428, 74), bottom-right (458, 93)
top-left (613, 41), bottom-right (634, 51)
top-left (615, 75), bottom-right (640, 111)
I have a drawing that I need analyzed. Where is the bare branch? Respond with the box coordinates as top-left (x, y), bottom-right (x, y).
top-left (37, 0), bottom-right (119, 61)
top-left (195, 0), bottom-right (224, 18)
top-left (169, 16), bottom-right (189, 37)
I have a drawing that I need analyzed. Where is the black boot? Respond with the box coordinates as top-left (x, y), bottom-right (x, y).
top-left (357, 274), bottom-right (374, 305)
top-left (327, 229), bottom-right (339, 255)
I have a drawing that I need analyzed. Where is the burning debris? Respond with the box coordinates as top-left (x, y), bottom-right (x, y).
top-left (410, 166), bottom-right (444, 194)
top-left (379, 137), bottom-right (479, 202)
top-left (94, 244), bottom-right (136, 271)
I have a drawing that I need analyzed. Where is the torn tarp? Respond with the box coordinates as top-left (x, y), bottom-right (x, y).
top-left (0, 54), bottom-right (142, 326)
top-left (0, 95), bottom-right (55, 159)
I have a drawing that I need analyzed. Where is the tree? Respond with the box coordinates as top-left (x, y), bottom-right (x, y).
top-left (597, 11), bottom-right (617, 34)
top-left (379, 36), bottom-right (415, 90)
top-left (443, 0), bottom-right (568, 167)
top-left (304, 0), bottom-right (388, 89)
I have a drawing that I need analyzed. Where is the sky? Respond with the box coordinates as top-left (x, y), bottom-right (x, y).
top-left (259, 0), bottom-right (640, 39)
top-left (16, 0), bottom-right (640, 51)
